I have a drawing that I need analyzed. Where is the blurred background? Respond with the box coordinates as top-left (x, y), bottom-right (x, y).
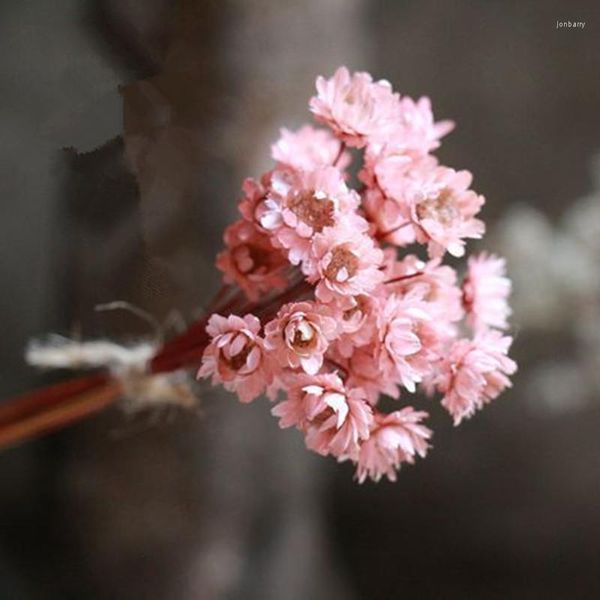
top-left (1, 1), bottom-right (599, 598)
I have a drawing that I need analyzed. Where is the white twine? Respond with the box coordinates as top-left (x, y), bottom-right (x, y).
top-left (26, 335), bottom-right (156, 371)
top-left (25, 335), bottom-right (197, 411)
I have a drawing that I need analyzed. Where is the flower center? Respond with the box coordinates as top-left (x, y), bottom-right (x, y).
top-left (310, 390), bottom-right (348, 428)
top-left (343, 295), bottom-right (368, 321)
top-left (325, 246), bottom-right (359, 282)
top-left (287, 318), bottom-right (318, 355)
top-left (224, 339), bottom-right (254, 371)
top-left (288, 190), bottom-right (335, 232)
top-left (416, 188), bottom-right (458, 225)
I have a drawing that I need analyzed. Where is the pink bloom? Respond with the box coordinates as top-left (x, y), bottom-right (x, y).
top-left (360, 98), bottom-right (451, 168)
top-left (357, 99), bottom-right (452, 229)
top-left (333, 294), bottom-right (379, 358)
top-left (377, 292), bottom-right (441, 392)
top-left (356, 408), bottom-right (431, 483)
top-left (407, 164), bottom-right (485, 258)
top-left (438, 330), bottom-right (517, 425)
top-left (344, 344), bottom-right (400, 405)
top-left (272, 373), bottom-right (373, 459)
top-left (362, 186), bottom-right (416, 247)
top-left (271, 125), bottom-right (351, 171)
top-left (238, 174), bottom-right (270, 225)
top-left (463, 253), bottom-right (512, 331)
top-left (384, 253), bottom-right (464, 325)
top-left (393, 96), bottom-right (454, 155)
top-left (305, 388), bottom-right (373, 459)
top-left (257, 166), bottom-right (360, 265)
top-left (198, 314), bottom-right (272, 403)
top-left (216, 220), bottom-right (288, 301)
top-left (309, 66), bottom-right (401, 148)
top-left (308, 220), bottom-right (384, 303)
top-left (360, 143), bottom-right (439, 201)
top-left (197, 67), bottom-right (517, 482)
top-left (359, 155), bottom-right (440, 247)
top-left (264, 301), bottom-right (338, 375)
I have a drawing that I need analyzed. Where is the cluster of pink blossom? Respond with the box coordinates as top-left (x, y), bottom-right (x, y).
top-left (199, 67), bottom-right (516, 483)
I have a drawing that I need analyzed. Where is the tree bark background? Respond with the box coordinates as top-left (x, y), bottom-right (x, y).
top-left (0, 1), bottom-right (600, 599)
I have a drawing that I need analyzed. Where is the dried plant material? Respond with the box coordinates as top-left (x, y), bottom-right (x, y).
top-left (10, 68), bottom-right (516, 482)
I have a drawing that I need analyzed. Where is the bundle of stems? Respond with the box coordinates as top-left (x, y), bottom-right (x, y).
top-left (0, 274), bottom-right (311, 450)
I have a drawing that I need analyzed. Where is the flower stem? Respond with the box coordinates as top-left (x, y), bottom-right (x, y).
top-left (333, 141), bottom-right (347, 168)
top-left (376, 221), bottom-right (411, 241)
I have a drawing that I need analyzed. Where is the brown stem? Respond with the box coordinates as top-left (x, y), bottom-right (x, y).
top-left (150, 275), bottom-right (308, 374)
top-left (384, 271), bottom-right (425, 285)
top-left (333, 141), bottom-right (347, 168)
top-left (376, 221), bottom-right (411, 241)
top-left (324, 358), bottom-right (348, 380)
top-left (254, 278), bottom-right (312, 320)
top-left (1, 270), bottom-right (314, 449)
top-left (204, 283), bottom-right (234, 314)
top-left (0, 374), bottom-right (120, 451)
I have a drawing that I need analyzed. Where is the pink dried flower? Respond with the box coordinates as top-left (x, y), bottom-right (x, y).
top-left (272, 373), bottom-right (373, 459)
top-left (356, 408), bottom-right (432, 483)
top-left (257, 166), bottom-right (360, 265)
top-left (198, 314), bottom-right (272, 403)
top-left (308, 220), bottom-right (384, 303)
top-left (216, 220), bottom-right (288, 301)
top-left (394, 96), bottom-right (454, 155)
top-left (198, 66), bottom-right (517, 482)
top-left (342, 343), bottom-right (400, 405)
top-left (463, 252), bottom-right (512, 331)
top-left (9, 66), bottom-right (519, 484)
top-left (384, 253), bottom-right (464, 326)
top-left (238, 174), bottom-right (270, 225)
top-left (310, 66), bottom-right (401, 148)
top-left (377, 292), bottom-right (441, 393)
top-left (360, 98), bottom-right (451, 169)
top-left (264, 301), bottom-right (338, 375)
top-left (271, 125), bottom-right (351, 171)
top-left (360, 144), bottom-right (439, 201)
top-left (333, 294), bottom-right (378, 358)
top-left (360, 156), bottom-right (447, 248)
top-left (361, 186), bottom-right (416, 247)
top-left (407, 165), bottom-right (485, 258)
top-left (438, 330), bottom-right (517, 425)
top-left (305, 388), bottom-right (373, 459)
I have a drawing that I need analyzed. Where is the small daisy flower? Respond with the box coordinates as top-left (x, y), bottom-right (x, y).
top-left (361, 186), bottom-right (416, 247)
top-left (238, 173), bottom-right (270, 225)
top-left (257, 166), bottom-right (360, 265)
top-left (407, 165), bottom-right (485, 258)
top-left (384, 253), bottom-right (465, 326)
top-left (271, 125), bottom-right (351, 171)
top-left (377, 292), bottom-right (441, 393)
top-left (198, 314), bottom-right (272, 403)
top-left (344, 344), bottom-right (401, 405)
top-left (272, 373), bottom-right (373, 459)
top-left (308, 220), bottom-right (384, 303)
top-left (392, 96), bottom-right (454, 155)
top-left (264, 301), bottom-right (338, 375)
top-left (463, 252), bottom-right (512, 331)
top-left (310, 66), bottom-right (401, 148)
top-left (216, 220), bottom-right (288, 301)
top-left (437, 330), bottom-right (517, 425)
top-left (356, 408), bottom-right (431, 483)
top-left (333, 294), bottom-right (379, 358)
